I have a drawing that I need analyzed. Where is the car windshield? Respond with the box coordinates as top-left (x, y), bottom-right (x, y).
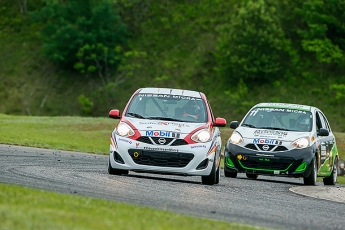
top-left (241, 107), bottom-right (313, 132)
top-left (125, 94), bottom-right (207, 123)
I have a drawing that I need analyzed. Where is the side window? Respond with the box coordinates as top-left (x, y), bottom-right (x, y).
top-left (315, 112), bottom-right (322, 131)
top-left (320, 112), bottom-right (331, 132)
top-left (317, 111), bottom-right (327, 130)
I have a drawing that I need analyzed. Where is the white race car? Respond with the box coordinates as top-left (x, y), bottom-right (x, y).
top-left (108, 87), bottom-right (226, 185)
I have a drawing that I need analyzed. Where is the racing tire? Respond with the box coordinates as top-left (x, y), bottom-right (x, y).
top-left (224, 169), bottom-right (237, 178)
top-left (323, 158), bottom-right (338, 185)
top-left (202, 159), bottom-right (217, 185)
top-left (303, 157), bottom-right (317, 186)
top-left (108, 159), bottom-right (129, 175)
top-left (246, 173), bottom-right (258, 179)
top-left (215, 165), bottom-right (220, 184)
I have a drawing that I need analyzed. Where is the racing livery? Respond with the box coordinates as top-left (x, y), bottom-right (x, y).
top-left (224, 102), bottom-right (339, 185)
top-left (108, 87), bottom-right (226, 185)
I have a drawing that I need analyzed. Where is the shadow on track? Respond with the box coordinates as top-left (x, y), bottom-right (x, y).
top-left (124, 173), bottom-right (202, 185)
top-left (233, 174), bottom-right (304, 186)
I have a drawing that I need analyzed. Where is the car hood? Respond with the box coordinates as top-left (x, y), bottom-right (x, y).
top-left (126, 117), bottom-right (206, 134)
top-left (235, 127), bottom-right (310, 141)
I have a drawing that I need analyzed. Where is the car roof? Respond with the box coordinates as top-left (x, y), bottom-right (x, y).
top-left (137, 87), bottom-right (203, 98)
top-left (254, 102), bottom-right (314, 112)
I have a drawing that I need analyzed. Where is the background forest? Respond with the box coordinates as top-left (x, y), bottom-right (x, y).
top-left (1, 0), bottom-right (345, 131)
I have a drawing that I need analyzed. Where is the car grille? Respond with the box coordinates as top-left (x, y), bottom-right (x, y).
top-left (128, 149), bottom-right (194, 167)
top-left (136, 136), bottom-right (188, 146)
top-left (239, 156), bottom-right (293, 171)
top-left (245, 144), bottom-right (288, 152)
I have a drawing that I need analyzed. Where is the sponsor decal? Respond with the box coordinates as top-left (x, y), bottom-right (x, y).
top-left (253, 139), bottom-right (282, 145)
top-left (137, 94), bottom-right (202, 102)
top-left (171, 132), bottom-right (180, 138)
top-left (259, 158), bottom-right (270, 162)
top-left (146, 130), bottom-right (171, 137)
top-left (143, 147), bottom-right (179, 152)
top-left (136, 143), bottom-right (139, 148)
top-left (111, 133), bottom-right (118, 150)
top-left (256, 153), bottom-right (274, 157)
top-left (249, 108), bottom-right (308, 116)
top-left (253, 130), bottom-right (288, 137)
top-left (191, 145), bottom-right (207, 149)
top-left (139, 121), bottom-right (190, 127)
top-left (118, 138), bottom-right (132, 144)
top-left (264, 103), bottom-right (307, 109)
top-left (285, 109), bottom-right (307, 114)
top-left (145, 130), bottom-right (180, 138)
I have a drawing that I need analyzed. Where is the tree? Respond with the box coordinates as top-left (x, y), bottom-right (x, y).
top-left (32, 0), bottom-right (128, 73)
top-left (215, 0), bottom-right (292, 86)
top-left (298, 0), bottom-right (345, 65)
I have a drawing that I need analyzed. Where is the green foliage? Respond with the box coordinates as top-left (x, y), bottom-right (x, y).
top-left (78, 94), bottom-right (93, 115)
top-left (298, 0), bottom-right (345, 64)
top-left (330, 83), bottom-right (345, 100)
top-left (215, 0), bottom-right (292, 86)
top-left (0, 4), bottom-right (23, 37)
top-left (74, 44), bottom-right (122, 75)
top-left (31, 0), bottom-right (127, 72)
top-left (78, 49), bottom-right (146, 116)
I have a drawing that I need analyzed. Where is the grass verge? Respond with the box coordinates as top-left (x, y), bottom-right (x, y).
top-left (0, 183), bottom-right (263, 230)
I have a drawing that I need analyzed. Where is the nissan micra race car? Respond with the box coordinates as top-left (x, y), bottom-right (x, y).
top-left (108, 87), bottom-right (226, 185)
top-left (224, 102), bottom-right (339, 185)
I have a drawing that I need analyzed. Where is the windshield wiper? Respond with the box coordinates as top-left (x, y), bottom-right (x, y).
top-left (127, 113), bottom-right (145, 119)
top-left (146, 116), bottom-right (183, 122)
top-left (241, 123), bottom-right (256, 128)
top-left (146, 116), bottom-right (167, 120)
top-left (258, 126), bottom-right (290, 131)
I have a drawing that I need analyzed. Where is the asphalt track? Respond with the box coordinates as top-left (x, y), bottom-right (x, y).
top-left (0, 144), bottom-right (344, 230)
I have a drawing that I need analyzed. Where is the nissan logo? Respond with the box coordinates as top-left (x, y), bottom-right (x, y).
top-left (262, 145), bottom-right (270, 151)
top-left (158, 138), bottom-right (166, 145)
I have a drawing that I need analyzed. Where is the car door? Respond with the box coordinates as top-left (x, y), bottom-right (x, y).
top-left (315, 110), bottom-right (334, 166)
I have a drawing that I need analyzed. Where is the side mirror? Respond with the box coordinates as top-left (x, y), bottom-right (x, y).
top-left (230, 121), bottom-right (239, 129)
top-left (214, 117), bottom-right (226, 127)
top-left (109, 109), bottom-right (121, 119)
top-left (318, 128), bottom-right (329, 137)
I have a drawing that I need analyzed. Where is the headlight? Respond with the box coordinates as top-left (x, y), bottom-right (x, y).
top-left (291, 137), bottom-right (309, 149)
top-left (229, 132), bottom-right (243, 145)
top-left (116, 122), bottom-right (135, 137)
top-left (191, 129), bottom-right (211, 143)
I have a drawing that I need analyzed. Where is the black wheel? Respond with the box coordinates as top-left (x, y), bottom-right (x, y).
top-left (224, 169), bottom-right (237, 178)
top-left (108, 159), bottom-right (129, 175)
top-left (202, 159), bottom-right (217, 185)
top-left (303, 157), bottom-right (317, 185)
top-left (215, 164), bottom-right (220, 184)
top-left (246, 173), bottom-right (258, 179)
top-left (323, 158), bottom-right (338, 185)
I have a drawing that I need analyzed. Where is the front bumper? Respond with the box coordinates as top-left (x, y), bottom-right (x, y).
top-left (224, 143), bottom-right (316, 177)
top-left (109, 138), bottom-right (219, 176)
